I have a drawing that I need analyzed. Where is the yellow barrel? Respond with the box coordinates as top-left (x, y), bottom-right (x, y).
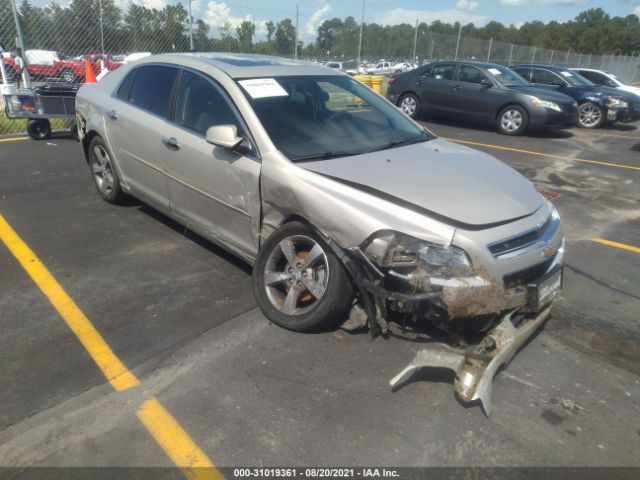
top-left (369, 75), bottom-right (384, 94)
top-left (353, 75), bottom-right (372, 87)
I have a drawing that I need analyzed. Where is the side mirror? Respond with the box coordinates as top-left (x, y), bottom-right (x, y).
top-left (481, 78), bottom-right (493, 88)
top-left (205, 124), bottom-right (243, 149)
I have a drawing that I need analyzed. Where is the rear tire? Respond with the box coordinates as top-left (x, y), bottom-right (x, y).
top-left (60, 68), bottom-right (77, 83)
top-left (398, 93), bottom-right (420, 119)
top-left (27, 119), bottom-right (51, 140)
top-left (497, 105), bottom-right (528, 135)
top-left (252, 221), bottom-right (354, 332)
top-left (88, 136), bottom-right (127, 204)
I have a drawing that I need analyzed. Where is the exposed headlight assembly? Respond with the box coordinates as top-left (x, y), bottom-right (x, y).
top-left (363, 231), bottom-right (473, 278)
top-left (605, 96), bottom-right (629, 108)
top-left (529, 96), bottom-right (562, 112)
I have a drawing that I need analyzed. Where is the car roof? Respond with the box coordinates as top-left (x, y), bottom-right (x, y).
top-left (134, 52), bottom-right (342, 78)
top-left (430, 60), bottom-right (505, 69)
top-left (511, 64), bottom-right (573, 72)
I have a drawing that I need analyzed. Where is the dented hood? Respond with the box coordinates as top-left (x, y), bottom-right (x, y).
top-left (302, 138), bottom-right (543, 228)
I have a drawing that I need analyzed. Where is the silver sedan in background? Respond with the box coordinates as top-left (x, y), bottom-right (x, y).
top-left (76, 53), bottom-right (564, 412)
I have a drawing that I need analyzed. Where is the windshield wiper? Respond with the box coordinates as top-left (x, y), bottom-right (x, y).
top-left (291, 151), bottom-right (359, 162)
top-left (367, 134), bottom-right (429, 153)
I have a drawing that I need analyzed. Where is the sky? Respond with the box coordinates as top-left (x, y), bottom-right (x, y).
top-left (25, 0), bottom-right (640, 42)
top-left (180, 0), bottom-right (640, 41)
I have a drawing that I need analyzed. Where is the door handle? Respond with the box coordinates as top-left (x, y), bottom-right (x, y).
top-left (415, 79), bottom-right (422, 85)
top-left (162, 136), bottom-right (180, 150)
top-left (452, 85), bottom-right (461, 90)
top-left (106, 110), bottom-right (117, 120)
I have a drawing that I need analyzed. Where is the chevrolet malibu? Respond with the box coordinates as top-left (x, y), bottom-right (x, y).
top-left (76, 54), bottom-right (565, 411)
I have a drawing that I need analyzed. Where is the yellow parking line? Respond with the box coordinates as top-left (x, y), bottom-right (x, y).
top-left (0, 214), bottom-right (139, 391)
top-left (138, 398), bottom-right (223, 480)
top-left (0, 136), bottom-right (29, 143)
top-left (442, 137), bottom-right (640, 172)
top-left (0, 212), bottom-right (220, 477)
top-left (575, 130), bottom-right (640, 141)
top-left (591, 238), bottom-right (640, 254)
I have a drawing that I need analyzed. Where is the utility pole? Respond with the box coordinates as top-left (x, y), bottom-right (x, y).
top-left (508, 43), bottom-right (514, 65)
top-left (357, 0), bottom-right (364, 64)
top-left (565, 48), bottom-right (571, 66)
top-left (454, 23), bottom-right (462, 60)
top-left (294, 3), bottom-right (299, 59)
top-left (188, 0), bottom-right (194, 51)
top-left (531, 47), bottom-right (536, 63)
top-left (412, 19), bottom-right (418, 63)
top-left (486, 37), bottom-right (492, 62)
top-left (9, 0), bottom-right (31, 88)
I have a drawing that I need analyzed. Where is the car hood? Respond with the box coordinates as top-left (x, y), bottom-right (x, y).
top-left (301, 138), bottom-right (543, 228)
top-left (511, 85), bottom-right (576, 105)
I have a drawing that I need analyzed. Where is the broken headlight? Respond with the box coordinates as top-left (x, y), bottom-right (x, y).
top-left (605, 96), bottom-right (629, 109)
top-left (363, 231), bottom-right (473, 278)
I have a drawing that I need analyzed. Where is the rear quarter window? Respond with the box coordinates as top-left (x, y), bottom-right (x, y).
top-left (127, 65), bottom-right (179, 118)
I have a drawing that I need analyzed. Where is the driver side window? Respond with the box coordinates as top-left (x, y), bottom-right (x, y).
top-left (174, 71), bottom-right (241, 136)
top-left (531, 69), bottom-right (565, 86)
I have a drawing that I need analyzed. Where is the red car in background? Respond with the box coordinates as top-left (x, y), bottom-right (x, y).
top-left (2, 50), bottom-right (122, 84)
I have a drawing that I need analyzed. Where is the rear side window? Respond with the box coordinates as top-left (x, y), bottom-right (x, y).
top-left (127, 66), bottom-right (178, 118)
top-left (511, 68), bottom-right (530, 81)
top-left (174, 71), bottom-right (240, 135)
top-left (116, 69), bottom-right (136, 100)
top-left (430, 64), bottom-right (456, 81)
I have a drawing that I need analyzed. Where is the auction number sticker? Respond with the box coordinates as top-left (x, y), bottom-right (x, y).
top-left (560, 71), bottom-right (573, 77)
top-left (239, 78), bottom-right (288, 99)
top-left (488, 68), bottom-right (502, 75)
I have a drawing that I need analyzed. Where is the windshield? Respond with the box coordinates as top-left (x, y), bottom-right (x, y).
top-left (488, 65), bottom-right (530, 87)
top-left (558, 70), bottom-right (594, 87)
top-left (238, 75), bottom-right (431, 161)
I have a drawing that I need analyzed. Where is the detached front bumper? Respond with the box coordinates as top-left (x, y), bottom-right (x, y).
top-left (390, 307), bottom-right (552, 415)
top-left (608, 106), bottom-right (640, 123)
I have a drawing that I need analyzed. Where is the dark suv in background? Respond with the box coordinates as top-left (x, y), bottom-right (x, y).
top-left (387, 60), bottom-right (578, 135)
top-left (510, 64), bottom-right (640, 128)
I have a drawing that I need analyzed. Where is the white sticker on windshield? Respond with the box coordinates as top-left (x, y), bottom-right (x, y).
top-left (238, 78), bottom-right (288, 99)
top-left (560, 71), bottom-right (573, 77)
top-left (488, 68), bottom-right (501, 75)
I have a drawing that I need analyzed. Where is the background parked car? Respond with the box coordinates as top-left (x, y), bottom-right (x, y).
top-left (572, 68), bottom-right (640, 98)
top-left (511, 64), bottom-right (640, 128)
top-left (387, 60), bottom-right (578, 135)
top-left (366, 61), bottom-right (413, 75)
top-left (2, 49), bottom-right (89, 83)
top-left (324, 60), bottom-right (361, 76)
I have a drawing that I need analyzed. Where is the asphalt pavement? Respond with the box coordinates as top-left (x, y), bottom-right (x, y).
top-left (0, 118), bottom-right (638, 474)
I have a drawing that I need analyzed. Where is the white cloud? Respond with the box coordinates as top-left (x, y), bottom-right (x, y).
top-left (304, 4), bottom-right (332, 41)
top-left (501, 0), bottom-right (587, 5)
top-left (456, 0), bottom-right (480, 12)
top-left (515, 20), bottom-right (526, 28)
top-left (635, 6), bottom-right (640, 16)
top-left (204, 1), bottom-right (267, 38)
top-left (375, 8), bottom-right (487, 26)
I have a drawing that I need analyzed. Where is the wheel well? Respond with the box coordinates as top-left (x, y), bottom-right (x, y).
top-left (82, 130), bottom-right (100, 163)
top-left (495, 103), bottom-right (527, 121)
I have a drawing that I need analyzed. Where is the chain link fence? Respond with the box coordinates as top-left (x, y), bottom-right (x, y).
top-left (2, 0), bottom-right (640, 135)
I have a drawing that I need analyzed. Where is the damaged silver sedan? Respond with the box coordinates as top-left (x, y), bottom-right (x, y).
top-left (76, 53), bottom-right (565, 413)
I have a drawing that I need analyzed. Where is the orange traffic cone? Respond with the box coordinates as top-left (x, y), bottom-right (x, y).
top-left (84, 60), bottom-right (97, 83)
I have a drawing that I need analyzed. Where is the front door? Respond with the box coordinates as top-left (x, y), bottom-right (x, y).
top-left (161, 70), bottom-right (261, 257)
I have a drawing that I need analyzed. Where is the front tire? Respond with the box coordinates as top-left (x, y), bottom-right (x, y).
top-left (252, 222), bottom-right (354, 332)
top-left (577, 101), bottom-right (604, 129)
top-left (398, 93), bottom-right (420, 119)
top-left (497, 105), bottom-right (528, 135)
top-left (88, 136), bottom-right (126, 204)
top-left (60, 68), bottom-right (77, 83)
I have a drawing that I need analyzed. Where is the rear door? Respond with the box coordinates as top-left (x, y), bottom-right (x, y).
top-left (160, 69), bottom-right (262, 256)
top-left (529, 68), bottom-right (569, 91)
top-left (105, 64), bottom-right (179, 210)
top-left (417, 63), bottom-right (458, 114)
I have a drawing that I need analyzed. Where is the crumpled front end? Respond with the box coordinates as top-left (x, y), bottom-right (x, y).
top-left (339, 203), bottom-right (565, 414)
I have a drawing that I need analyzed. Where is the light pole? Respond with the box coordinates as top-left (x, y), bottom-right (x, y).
top-left (9, 0), bottom-right (31, 88)
top-left (99, 0), bottom-right (105, 55)
top-left (454, 23), bottom-right (462, 60)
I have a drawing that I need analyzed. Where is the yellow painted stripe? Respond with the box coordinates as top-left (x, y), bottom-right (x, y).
top-left (0, 136), bottom-right (29, 143)
top-left (442, 137), bottom-right (640, 172)
top-left (0, 214), bottom-right (139, 391)
top-left (137, 398), bottom-right (223, 480)
top-left (591, 238), bottom-right (640, 254)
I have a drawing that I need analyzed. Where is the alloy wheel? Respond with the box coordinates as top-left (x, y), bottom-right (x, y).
top-left (263, 235), bottom-right (329, 316)
top-left (400, 96), bottom-right (417, 116)
top-left (91, 145), bottom-right (115, 197)
top-left (578, 103), bottom-right (602, 127)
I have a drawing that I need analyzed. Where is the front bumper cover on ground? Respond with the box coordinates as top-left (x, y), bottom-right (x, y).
top-left (389, 306), bottom-right (552, 415)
